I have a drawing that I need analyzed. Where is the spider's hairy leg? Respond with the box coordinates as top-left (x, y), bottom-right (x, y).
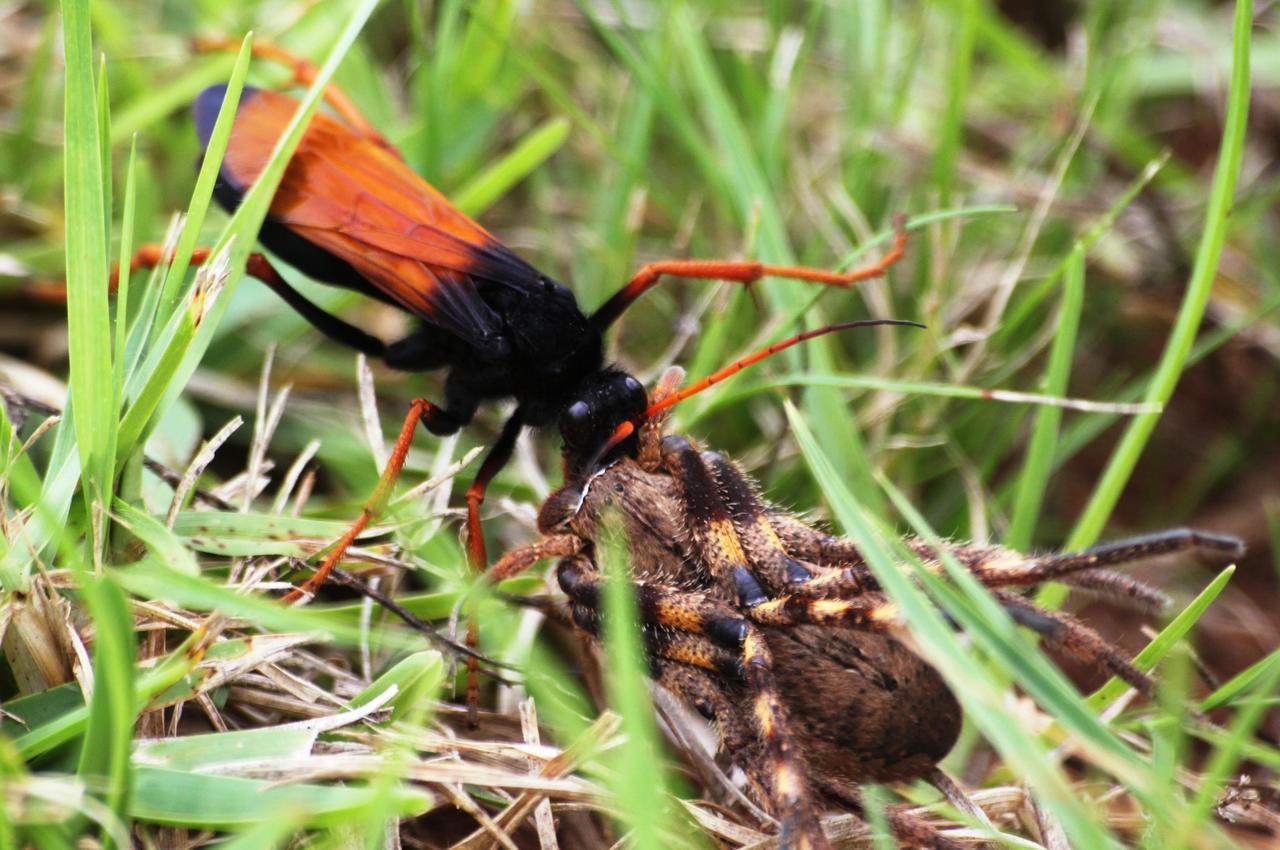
top-left (993, 590), bottom-right (1154, 695)
top-left (763, 511), bottom-right (878, 595)
top-left (701, 448), bottom-right (903, 629)
top-left (556, 566), bottom-right (744, 677)
top-left (487, 533), bottom-right (584, 583)
top-left (702, 446), bottom-right (851, 594)
top-left (1055, 567), bottom-right (1171, 613)
top-left (652, 661), bottom-right (767, 784)
top-left (655, 652), bottom-right (966, 850)
top-left (658, 438), bottom-right (843, 848)
top-left (555, 557), bottom-right (832, 849)
top-left (763, 518), bottom-right (1199, 614)
top-left (812, 778), bottom-right (967, 850)
top-left (971, 528), bottom-right (1244, 587)
top-left (637, 367), bottom-right (686, 471)
top-left (767, 511), bottom-right (870, 568)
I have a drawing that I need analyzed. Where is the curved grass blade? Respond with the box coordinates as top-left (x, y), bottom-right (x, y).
top-left (1066, 0), bottom-right (1253, 550)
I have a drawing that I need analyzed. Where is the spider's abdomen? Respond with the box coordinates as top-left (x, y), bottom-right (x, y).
top-left (771, 627), bottom-right (962, 785)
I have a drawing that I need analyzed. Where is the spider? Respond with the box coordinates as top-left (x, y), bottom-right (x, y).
top-left (484, 369), bottom-right (1246, 850)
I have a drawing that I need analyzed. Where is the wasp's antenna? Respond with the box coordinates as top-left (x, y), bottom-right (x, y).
top-left (586, 318), bottom-right (926, 471)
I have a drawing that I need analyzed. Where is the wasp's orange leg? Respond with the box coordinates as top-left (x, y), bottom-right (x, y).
top-left (589, 213), bottom-right (908, 331)
top-left (283, 397), bottom-right (460, 602)
top-left (461, 412), bottom-right (526, 725)
top-left (193, 36), bottom-right (394, 153)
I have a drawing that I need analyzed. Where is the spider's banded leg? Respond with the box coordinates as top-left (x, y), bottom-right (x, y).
top-left (972, 528), bottom-right (1243, 587)
top-left (812, 778), bottom-right (966, 850)
top-left (652, 661), bottom-right (765, 781)
top-left (588, 215), bottom-right (908, 331)
top-left (766, 512), bottom-right (876, 591)
top-left (1056, 568), bottom-right (1171, 613)
top-left (569, 602), bottom-right (744, 682)
top-left (192, 37), bottom-right (394, 152)
top-left (655, 441), bottom-right (835, 848)
top-left (700, 446), bottom-right (837, 595)
top-left (487, 533), bottom-right (584, 585)
top-left (555, 556), bottom-right (831, 850)
top-left (748, 594), bottom-right (901, 630)
top-left (666, 442), bottom-right (894, 629)
top-left (994, 590), bottom-right (1153, 696)
top-left (556, 555), bottom-right (759, 672)
top-left (766, 525), bottom-right (1178, 615)
top-left (661, 437), bottom-right (805, 606)
top-left (284, 398), bottom-right (461, 603)
top-left (655, 661), bottom-right (835, 846)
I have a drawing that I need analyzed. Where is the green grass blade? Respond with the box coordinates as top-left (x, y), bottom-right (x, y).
top-left (154, 36), bottom-right (254, 319)
top-left (0, 401), bottom-right (43, 518)
top-left (194, 812), bottom-right (302, 850)
top-left (111, 138), bottom-right (138, 411)
top-left (598, 525), bottom-right (678, 850)
top-left (451, 116), bottom-right (570, 216)
top-left (1176, 652), bottom-right (1280, 849)
top-left (876, 474), bottom-right (1157, 795)
top-left (1086, 566), bottom-right (1235, 714)
top-left (1066, 0), bottom-right (1253, 550)
top-left (699, 371), bottom-right (1157, 422)
top-left (74, 574), bottom-right (137, 842)
top-left (932, 0), bottom-right (978, 206)
top-left (60, 0), bottom-right (114, 556)
top-left (1198, 645), bottom-right (1280, 713)
top-left (130, 767), bottom-right (430, 828)
top-left (1006, 244), bottom-right (1085, 550)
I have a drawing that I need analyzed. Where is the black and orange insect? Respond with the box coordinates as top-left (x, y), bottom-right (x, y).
top-left (156, 45), bottom-right (912, 609)
top-left (486, 368), bottom-right (1246, 850)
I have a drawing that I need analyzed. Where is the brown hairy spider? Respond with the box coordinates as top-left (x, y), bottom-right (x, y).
top-left (487, 370), bottom-right (1244, 850)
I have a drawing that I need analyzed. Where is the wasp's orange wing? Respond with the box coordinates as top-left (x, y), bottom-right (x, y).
top-left (196, 85), bottom-right (550, 344)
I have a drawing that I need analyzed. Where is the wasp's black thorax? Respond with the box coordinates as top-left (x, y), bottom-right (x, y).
top-left (479, 278), bottom-right (608, 421)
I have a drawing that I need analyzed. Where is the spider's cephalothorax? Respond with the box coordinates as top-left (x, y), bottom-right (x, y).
top-left (490, 383), bottom-right (1245, 850)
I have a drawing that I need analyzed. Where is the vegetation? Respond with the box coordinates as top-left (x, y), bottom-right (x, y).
top-left (1, 1), bottom-right (1276, 848)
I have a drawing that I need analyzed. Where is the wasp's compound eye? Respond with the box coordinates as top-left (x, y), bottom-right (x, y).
top-left (560, 400), bottom-right (594, 449)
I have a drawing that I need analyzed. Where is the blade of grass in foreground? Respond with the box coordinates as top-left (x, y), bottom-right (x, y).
top-left (60, 0), bottom-right (113, 559)
top-left (875, 474), bottom-right (1160, 803)
top-left (74, 575), bottom-right (136, 842)
top-left (1066, 0), bottom-right (1252, 550)
top-left (1085, 565), bottom-right (1235, 714)
top-left (598, 523), bottom-right (681, 850)
top-left (153, 37), bottom-right (254, 321)
top-left (111, 139), bottom-right (138, 411)
top-left (61, 2), bottom-right (137, 838)
top-left (1199, 646), bottom-right (1280, 713)
top-left (450, 116), bottom-right (570, 216)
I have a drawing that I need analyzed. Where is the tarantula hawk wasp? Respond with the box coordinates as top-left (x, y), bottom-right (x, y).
top-left (103, 40), bottom-right (910, 715)
top-left (482, 368), bottom-right (1245, 850)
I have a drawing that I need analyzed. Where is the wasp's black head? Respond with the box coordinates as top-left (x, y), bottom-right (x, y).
top-left (559, 367), bottom-right (647, 472)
